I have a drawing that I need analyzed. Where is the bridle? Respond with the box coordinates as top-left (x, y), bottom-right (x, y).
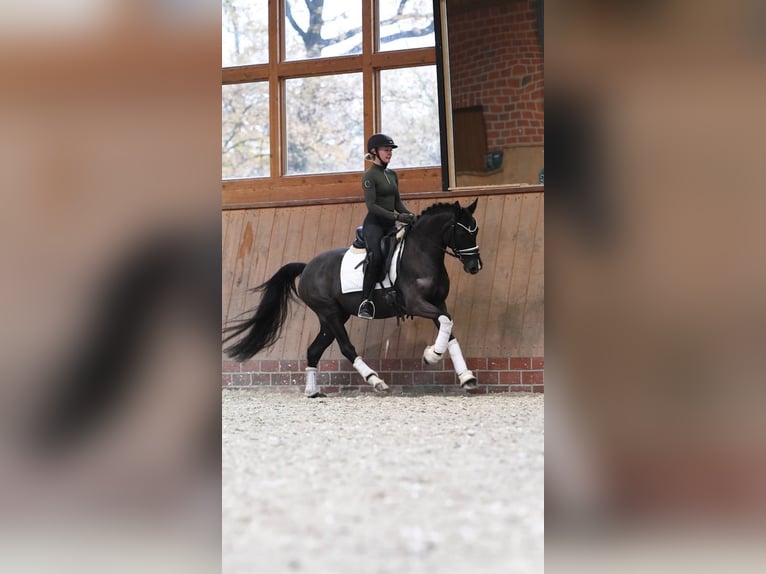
top-left (445, 220), bottom-right (480, 261)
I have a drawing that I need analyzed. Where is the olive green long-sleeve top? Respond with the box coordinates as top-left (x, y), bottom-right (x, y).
top-left (362, 163), bottom-right (412, 221)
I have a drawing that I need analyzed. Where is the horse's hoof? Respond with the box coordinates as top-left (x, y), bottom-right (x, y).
top-left (369, 375), bottom-right (389, 393)
top-left (305, 392), bottom-right (327, 398)
top-left (459, 370), bottom-right (477, 390)
top-left (422, 345), bottom-right (442, 365)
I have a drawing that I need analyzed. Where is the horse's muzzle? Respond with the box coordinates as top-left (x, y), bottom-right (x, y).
top-left (463, 255), bottom-right (482, 275)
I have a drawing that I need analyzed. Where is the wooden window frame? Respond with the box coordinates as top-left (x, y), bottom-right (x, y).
top-left (222, 0), bottom-right (442, 209)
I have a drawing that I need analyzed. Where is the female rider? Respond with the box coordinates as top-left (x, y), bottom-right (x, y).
top-left (357, 133), bottom-right (416, 319)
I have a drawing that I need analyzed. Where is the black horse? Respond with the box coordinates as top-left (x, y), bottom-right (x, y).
top-left (223, 200), bottom-right (482, 397)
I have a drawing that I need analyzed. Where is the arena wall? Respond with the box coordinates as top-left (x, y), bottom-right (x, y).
top-left (222, 189), bottom-right (543, 394)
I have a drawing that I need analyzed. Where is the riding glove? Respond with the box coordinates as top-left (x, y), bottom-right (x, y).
top-left (396, 212), bottom-right (416, 224)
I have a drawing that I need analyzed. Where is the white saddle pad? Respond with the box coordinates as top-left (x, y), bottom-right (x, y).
top-left (340, 242), bottom-right (403, 294)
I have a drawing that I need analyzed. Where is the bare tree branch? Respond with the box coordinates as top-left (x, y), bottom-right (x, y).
top-left (285, 0), bottom-right (307, 41)
top-left (379, 21), bottom-right (434, 46)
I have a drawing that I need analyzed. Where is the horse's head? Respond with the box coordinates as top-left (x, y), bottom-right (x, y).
top-left (451, 199), bottom-right (482, 275)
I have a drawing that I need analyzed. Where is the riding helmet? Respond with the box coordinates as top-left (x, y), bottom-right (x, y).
top-left (367, 133), bottom-right (398, 152)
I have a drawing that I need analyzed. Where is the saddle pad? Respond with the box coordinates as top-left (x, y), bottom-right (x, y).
top-left (340, 243), bottom-right (403, 294)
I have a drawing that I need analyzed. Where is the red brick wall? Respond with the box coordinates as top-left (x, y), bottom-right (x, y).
top-left (448, 0), bottom-right (544, 150)
top-left (222, 356), bottom-right (544, 395)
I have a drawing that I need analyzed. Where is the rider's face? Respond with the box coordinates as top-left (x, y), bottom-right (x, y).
top-left (376, 147), bottom-right (393, 163)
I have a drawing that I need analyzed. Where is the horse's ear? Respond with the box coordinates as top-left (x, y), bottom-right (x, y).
top-left (467, 198), bottom-right (478, 214)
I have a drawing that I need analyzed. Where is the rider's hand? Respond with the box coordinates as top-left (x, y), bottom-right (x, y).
top-left (397, 213), bottom-right (416, 224)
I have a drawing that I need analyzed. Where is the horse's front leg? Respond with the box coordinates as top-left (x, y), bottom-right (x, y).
top-left (401, 296), bottom-right (453, 365)
top-left (446, 337), bottom-right (477, 389)
top-left (423, 314), bottom-right (477, 389)
top-left (423, 314), bottom-right (454, 364)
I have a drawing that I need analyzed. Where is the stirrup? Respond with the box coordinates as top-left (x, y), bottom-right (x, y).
top-left (358, 299), bottom-right (375, 320)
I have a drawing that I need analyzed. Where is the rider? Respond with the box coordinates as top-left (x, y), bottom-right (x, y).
top-left (358, 133), bottom-right (416, 319)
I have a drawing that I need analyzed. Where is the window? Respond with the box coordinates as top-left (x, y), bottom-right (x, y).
top-left (380, 66), bottom-right (440, 168)
top-left (222, 0), bottom-right (269, 67)
top-left (222, 0), bottom-right (441, 206)
top-left (285, 73), bottom-right (364, 175)
top-left (222, 82), bottom-right (270, 179)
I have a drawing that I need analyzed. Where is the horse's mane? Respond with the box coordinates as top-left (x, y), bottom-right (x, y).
top-left (418, 202), bottom-right (460, 218)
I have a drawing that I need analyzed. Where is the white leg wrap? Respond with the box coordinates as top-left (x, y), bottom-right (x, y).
top-left (423, 345), bottom-right (442, 364)
top-left (353, 356), bottom-right (377, 381)
top-left (304, 367), bottom-right (317, 396)
top-left (447, 339), bottom-right (468, 375)
top-left (448, 339), bottom-right (476, 387)
top-left (433, 315), bottom-right (453, 355)
top-left (353, 356), bottom-right (388, 390)
top-left (458, 370), bottom-right (477, 386)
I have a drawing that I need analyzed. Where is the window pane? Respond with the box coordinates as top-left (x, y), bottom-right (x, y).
top-left (284, 0), bottom-right (362, 60)
top-left (378, 0), bottom-right (434, 52)
top-left (222, 0), bottom-right (269, 67)
top-left (285, 74), bottom-right (364, 174)
top-left (380, 66), bottom-right (440, 168)
top-left (222, 83), bottom-right (270, 179)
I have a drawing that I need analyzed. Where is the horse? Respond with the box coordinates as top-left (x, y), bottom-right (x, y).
top-left (223, 199), bottom-right (483, 397)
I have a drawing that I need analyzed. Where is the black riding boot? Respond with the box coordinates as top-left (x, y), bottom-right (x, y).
top-left (358, 261), bottom-right (378, 319)
top-left (357, 269), bottom-right (375, 319)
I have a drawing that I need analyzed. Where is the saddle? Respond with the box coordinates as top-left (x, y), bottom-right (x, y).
top-left (351, 225), bottom-right (409, 321)
top-left (352, 225), bottom-right (406, 281)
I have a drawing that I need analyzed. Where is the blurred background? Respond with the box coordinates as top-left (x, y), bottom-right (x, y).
top-left (0, 1), bottom-right (221, 572)
top-left (5, 0), bottom-right (766, 571)
top-left (545, 0), bottom-right (766, 571)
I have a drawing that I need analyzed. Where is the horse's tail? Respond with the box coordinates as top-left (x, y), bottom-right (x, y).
top-left (223, 262), bottom-right (306, 361)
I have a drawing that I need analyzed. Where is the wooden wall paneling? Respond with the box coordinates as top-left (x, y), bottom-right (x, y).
top-left (455, 195), bottom-right (490, 356)
top-left (493, 194), bottom-right (524, 356)
top-left (464, 194), bottom-right (504, 355)
top-left (486, 194), bottom-right (524, 356)
top-left (261, 207), bottom-right (293, 359)
top-left (221, 210), bottom-right (243, 326)
top-left (224, 210), bottom-right (255, 327)
top-left (237, 208), bottom-right (275, 354)
top-left (221, 190), bottom-right (544, 367)
top-left (273, 206), bottom-right (307, 361)
top-left (503, 194), bottom-right (539, 356)
top-left (520, 198), bottom-right (544, 357)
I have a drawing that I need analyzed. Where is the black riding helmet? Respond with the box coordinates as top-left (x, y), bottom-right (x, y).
top-left (367, 133), bottom-right (398, 153)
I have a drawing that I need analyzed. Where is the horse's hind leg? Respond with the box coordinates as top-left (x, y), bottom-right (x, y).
top-left (304, 326), bottom-right (335, 398)
top-left (323, 313), bottom-right (389, 393)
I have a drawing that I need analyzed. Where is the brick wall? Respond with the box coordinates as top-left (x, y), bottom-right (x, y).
top-left (448, 0), bottom-right (544, 150)
top-left (222, 356), bottom-right (544, 395)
